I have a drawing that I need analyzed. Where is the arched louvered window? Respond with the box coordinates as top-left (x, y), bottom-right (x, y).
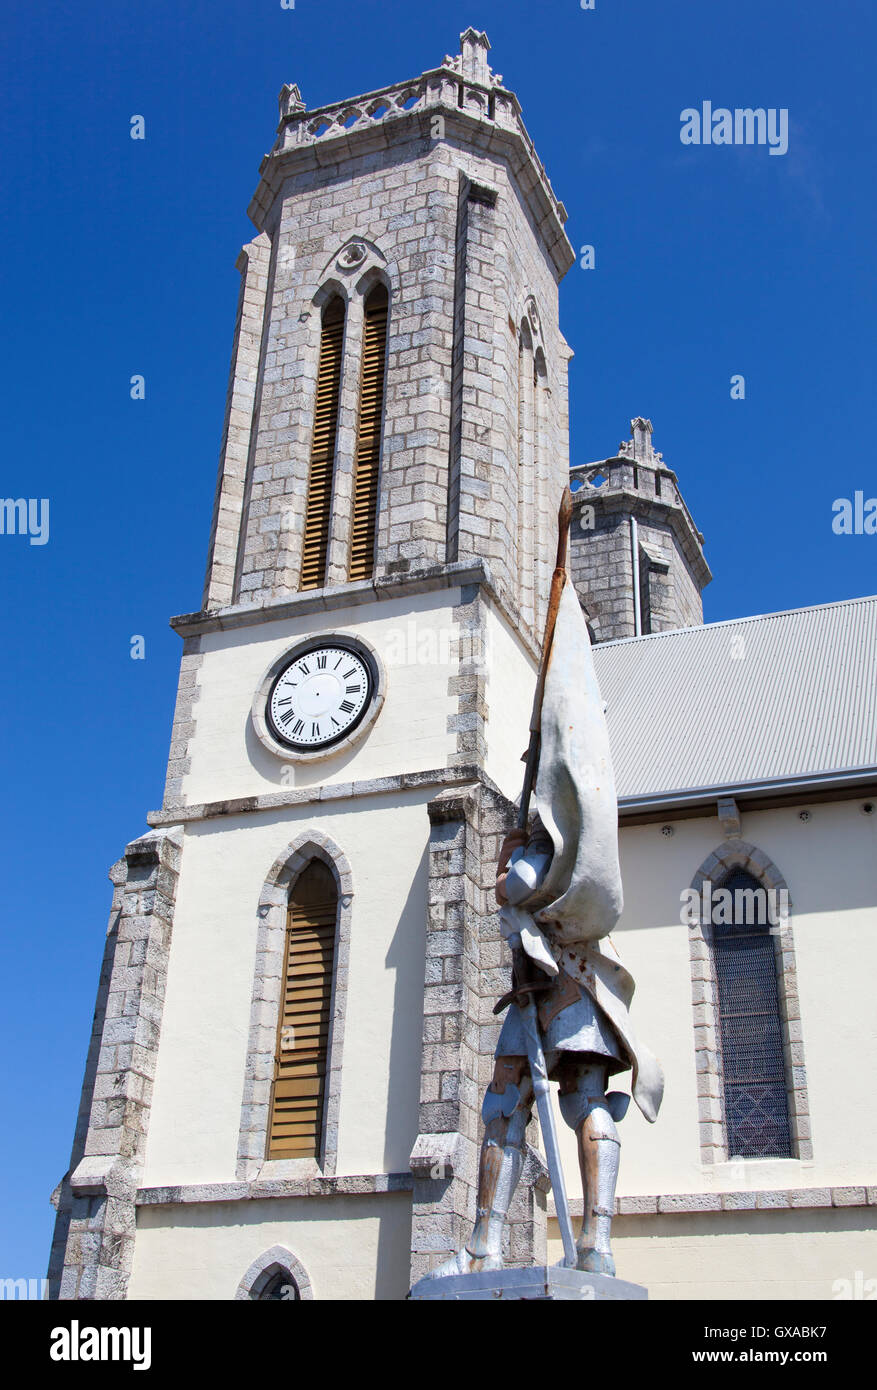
top-left (348, 283), bottom-right (388, 582)
top-left (301, 298), bottom-right (345, 591)
top-left (267, 860), bottom-right (338, 1160)
top-left (712, 869), bottom-right (793, 1157)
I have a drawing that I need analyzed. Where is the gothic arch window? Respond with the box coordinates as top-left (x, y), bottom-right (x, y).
top-left (267, 860), bottom-right (338, 1160)
top-left (235, 1246), bottom-right (314, 1301)
top-left (687, 840), bottom-right (812, 1165)
top-left (238, 832), bottom-right (353, 1180)
top-left (348, 282), bottom-right (388, 581)
top-left (301, 296), bottom-right (345, 590)
top-left (711, 868), bottom-right (793, 1158)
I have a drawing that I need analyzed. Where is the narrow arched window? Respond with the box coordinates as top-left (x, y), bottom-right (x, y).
top-left (267, 860), bottom-right (338, 1160)
top-left (301, 298), bottom-right (345, 591)
top-left (711, 869), bottom-right (793, 1157)
top-left (348, 283), bottom-right (388, 581)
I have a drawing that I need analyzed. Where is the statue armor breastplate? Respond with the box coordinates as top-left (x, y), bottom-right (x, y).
top-left (496, 814), bottom-right (627, 1071)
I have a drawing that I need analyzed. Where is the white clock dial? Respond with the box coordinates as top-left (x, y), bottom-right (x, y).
top-left (267, 644), bottom-right (373, 750)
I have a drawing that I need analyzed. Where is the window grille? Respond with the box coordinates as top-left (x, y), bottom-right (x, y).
top-left (711, 869), bottom-right (793, 1158)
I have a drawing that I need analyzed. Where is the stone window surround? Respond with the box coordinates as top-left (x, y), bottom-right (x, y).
top-left (687, 837), bottom-right (812, 1166)
top-left (235, 1243), bottom-right (314, 1300)
top-left (237, 829), bottom-right (353, 1181)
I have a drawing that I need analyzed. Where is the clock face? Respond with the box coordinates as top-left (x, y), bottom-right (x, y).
top-left (267, 642), bottom-right (374, 750)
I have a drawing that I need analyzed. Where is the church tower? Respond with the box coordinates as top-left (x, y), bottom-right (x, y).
top-left (570, 417), bottom-right (711, 642)
top-left (49, 31), bottom-right (575, 1300)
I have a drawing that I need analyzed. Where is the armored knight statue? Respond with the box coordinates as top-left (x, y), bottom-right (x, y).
top-left (429, 494), bottom-right (664, 1281)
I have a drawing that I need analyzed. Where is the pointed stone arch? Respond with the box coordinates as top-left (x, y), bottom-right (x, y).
top-left (236, 830), bottom-right (354, 1180)
top-left (235, 1244), bottom-right (314, 1300)
top-left (689, 838), bottom-right (792, 902)
top-left (317, 234), bottom-right (388, 290)
top-left (686, 839), bottom-right (811, 1166)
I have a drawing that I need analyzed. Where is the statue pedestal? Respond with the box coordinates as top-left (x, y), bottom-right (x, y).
top-left (409, 1265), bottom-right (647, 1301)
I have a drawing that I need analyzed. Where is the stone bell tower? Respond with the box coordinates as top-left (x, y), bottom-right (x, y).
top-left (49, 31), bottom-right (575, 1300)
top-left (201, 24), bottom-right (573, 637)
top-left (570, 417), bottom-right (712, 643)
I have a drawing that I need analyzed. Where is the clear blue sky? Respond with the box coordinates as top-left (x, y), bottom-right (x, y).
top-left (1, 0), bottom-right (874, 1281)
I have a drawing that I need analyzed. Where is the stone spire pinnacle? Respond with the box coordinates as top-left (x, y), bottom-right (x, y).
top-left (630, 417), bottom-right (654, 462)
top-left (459, 28), bottom-right (492, 84)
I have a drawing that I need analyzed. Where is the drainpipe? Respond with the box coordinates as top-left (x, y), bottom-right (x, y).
top-left (631, 516), bottom-right (642, 636)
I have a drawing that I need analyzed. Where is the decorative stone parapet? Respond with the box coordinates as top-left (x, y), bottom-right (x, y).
top-left (247, 37), bottom-right (572, 277)
top-left (269, 58), bottom-right (563, 231)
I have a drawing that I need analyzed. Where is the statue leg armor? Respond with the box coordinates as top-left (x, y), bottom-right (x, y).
top-left (468, 1056), bottom-right (533, 1265)
top-left (558, 1061), bottom-right (620, 1277)
top-left (425, 1056), bottom-right (532, 1279)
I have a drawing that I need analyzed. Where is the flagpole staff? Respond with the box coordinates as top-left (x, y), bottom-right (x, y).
top-left (503, 486), bottom-right (579, 1269)
top-left (517, 486), bottom-right (574, 831)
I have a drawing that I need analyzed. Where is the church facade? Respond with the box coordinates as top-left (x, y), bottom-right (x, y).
top-left (48, 31), bottom-right (877, 1301)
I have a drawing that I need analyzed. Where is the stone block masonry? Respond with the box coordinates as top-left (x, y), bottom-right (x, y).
top-left (48, 827), bottom-right (183, 1300)
top-left (409, 781), bottom-right (548, 1284)
top-left (199, 35), bottom-right (573, 630)
top-left (570, 419), bottom-right (712, 642)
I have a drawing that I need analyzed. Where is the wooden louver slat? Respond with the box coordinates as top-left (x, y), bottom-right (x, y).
top-left (267, 860), bottom-right (338, 1160)
top-left (300, 299), bottom-right (345, 591)
top-left (348, 284), bottom-right (388, 582)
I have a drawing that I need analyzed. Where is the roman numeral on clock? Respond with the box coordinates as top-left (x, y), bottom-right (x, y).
top-left (279, 709), bottom-right (298, 726)
top-left (339, 699), bottom-right (355, 714)
top-left (346, 684), bottom-right (360, 694)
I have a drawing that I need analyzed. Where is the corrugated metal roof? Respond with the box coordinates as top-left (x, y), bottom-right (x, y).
top-left (592, 595), bottom-right (877, 801)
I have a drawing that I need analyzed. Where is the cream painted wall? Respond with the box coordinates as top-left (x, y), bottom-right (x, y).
top-left (483, 598), bottom-right (539, 801)
top-left (547, 799), bottom-right (877, 1200)
top-left (142, 793), bottom-right (432, 1188)
top-left (183, 588), bottom-right (463, 805)
top-left (129, 1194), bottom-right (412, 1301)
top-left (548, 1209), bottom-right (877, 1300)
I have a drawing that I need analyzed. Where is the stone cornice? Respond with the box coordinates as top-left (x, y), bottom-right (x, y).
top-left (169, 559), bottom-right (541, 662)
top-left (136, 1173), bottom-right (414, 1206)
top-left (248, 64), bottom-right (574, 278)
top-left (146, 762), bottom-right (507, 828)
top-left (571, 478), bottom-right (713, 590)
top-left (552, 1184), bottom-right (877, 1219)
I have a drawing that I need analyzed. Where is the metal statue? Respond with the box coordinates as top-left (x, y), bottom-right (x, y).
top-left (428, 488), bottom-right (664, 1279)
